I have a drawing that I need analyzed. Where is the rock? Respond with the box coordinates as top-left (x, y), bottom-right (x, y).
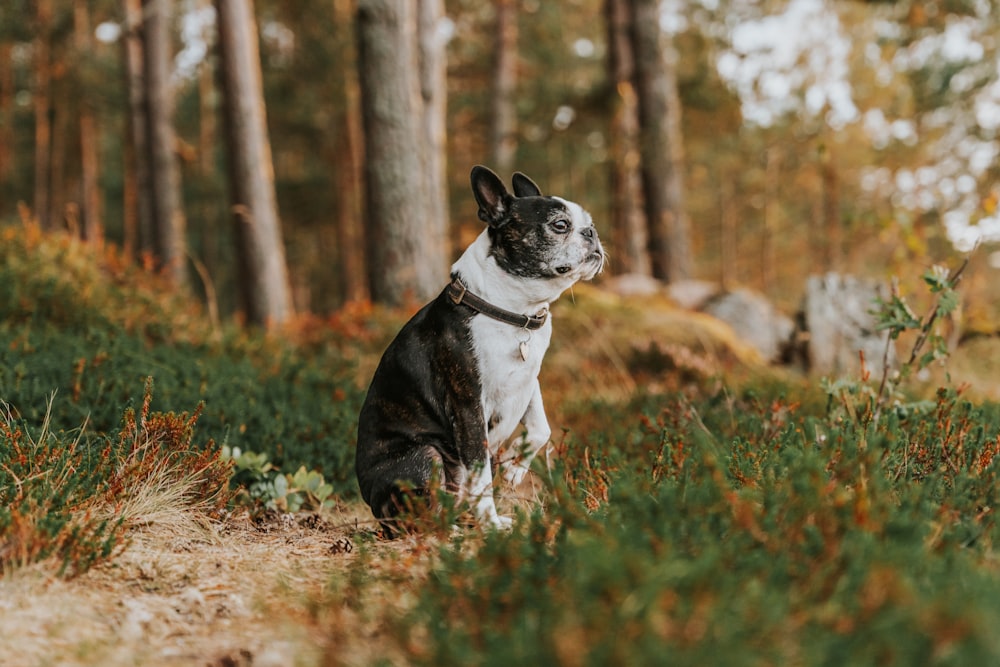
top-left (602, 272), bottom-right (664, 297)
top-left (667, 279), bottom-right (721, 310)
top-left (798, 273), bottom-right (895, 376)
top-left (702, 287), bottom-right (795, 363)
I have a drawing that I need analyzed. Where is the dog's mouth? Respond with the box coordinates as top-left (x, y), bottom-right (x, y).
top-left (555, 265), bottom-right (572, 275)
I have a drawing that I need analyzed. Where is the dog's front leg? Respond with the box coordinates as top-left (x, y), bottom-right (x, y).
top-left (502, 381), bottom-right (552, 487)
top-left (467, 452), bottom-right (513, 530)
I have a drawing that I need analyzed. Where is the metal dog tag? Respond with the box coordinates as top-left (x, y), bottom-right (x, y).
top-left (519, 340), bottom-right (529, 362)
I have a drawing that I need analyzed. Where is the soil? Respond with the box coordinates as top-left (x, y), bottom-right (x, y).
top-left (0, 503), bottom-right (398, 667)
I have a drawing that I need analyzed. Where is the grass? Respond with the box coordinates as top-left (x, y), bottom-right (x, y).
top-left (3, 224), bottom-right (1000, 665)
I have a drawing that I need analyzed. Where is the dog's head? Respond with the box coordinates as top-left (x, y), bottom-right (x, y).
top-left (470, 166), bottom-right (605, 286)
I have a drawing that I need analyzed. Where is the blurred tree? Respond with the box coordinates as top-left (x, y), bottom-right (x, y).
top-left (74, 0), bottom-right (103, 242)
top-left (605, 0), bottom-right (649, 276)
top-left (629, 0), bottom-right (691, 283)
top-left (490, 0), bottom-right (517, 174)
top-left (418, 0), bottom-right (451, 271)
top-left (357, 0), bottom-right (447, 305)
top-left (123, 0), bottom-right (152, 258)
top-left (33, 0), bottom-right (53, 229)
top-left (215, 0), bottom-right (294, 326)
top-left (138, 0), bottom-right (188, 286)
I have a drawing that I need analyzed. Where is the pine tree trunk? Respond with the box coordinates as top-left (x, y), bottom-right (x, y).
top-left (0, 43), bottom-right (14, 211)
top-left (215, 0), bottom-right (295, 327)
top-left (605, 0), bottom-right (649, 277)
top-left (417, 0), bottom-right (450, 267)
top-left (630, 0), bottom-right (691, 283)
top-left (490, 0), bottom-right (518, 174)
top-left (33, 0), bottom-right (53, 229)
top-left (356, 0), bottom-right (444, 306)
top-left (123, 0), bottom-right (152, 259)
top-left (75, 0), bottom-right (102, 243)
top-left (333, 0), bottom-right (368, 305)
top-left (142, 0), bottom-right (187, 286)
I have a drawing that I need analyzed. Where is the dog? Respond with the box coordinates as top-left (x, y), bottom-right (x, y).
top-left (355, 165), bottom-right (604, 533)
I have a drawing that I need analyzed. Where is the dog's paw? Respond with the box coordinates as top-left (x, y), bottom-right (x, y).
top-left (490, 515), bottom-right (514, 531)
top-left (502, 462), bottom-right (530, 488)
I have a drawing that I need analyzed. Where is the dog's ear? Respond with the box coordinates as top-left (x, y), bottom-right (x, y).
top-left (471, 165), bottom-right (510, 226)
top-left (511, 172), bottom-right (542, 198)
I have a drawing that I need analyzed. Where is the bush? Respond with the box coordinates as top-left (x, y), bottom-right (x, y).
top-left (0, 381), bottom-right (232, 577)
top-left (0, 226), bottom-right (366, 497)
top-left (381, 390), bottom-right (1000, 665)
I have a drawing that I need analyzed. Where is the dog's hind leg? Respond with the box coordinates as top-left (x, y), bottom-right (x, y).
top-left (367, 445), bottom-right (444, 536)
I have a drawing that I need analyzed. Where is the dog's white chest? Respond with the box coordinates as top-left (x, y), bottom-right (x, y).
top-left (469, 315), bottom-right (551, 449)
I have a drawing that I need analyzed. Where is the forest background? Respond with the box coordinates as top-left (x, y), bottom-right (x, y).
top-left (3, 0), bottom-right (1000, 328)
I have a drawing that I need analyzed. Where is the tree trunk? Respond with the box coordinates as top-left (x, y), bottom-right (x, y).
top-left (605, 0), bottom-right (649, 277)
top-left (215, 0), bottom-right (295, 327)
top-left (333, 0), bottom-right (369, 305)
top-left (142, 0), bottom-right (187, 286)
top-left (75, 0), bottom-right (102, 243)
top-left (820, 145), bottom-right (841, 273)
top-left (33, 0), bottom-right (53, 229)
top-left (630, 0), bottom-right (691, 283)
top-left (490, 0), bottom-right (518, 174)
top-left (417, 0), bottom-right (450, 266)
top-left (0, 42), bottom-right (14, 212)
top-left (356, 0), bottom-right (444, 306)
top-left (123, 0), bottom-right (152, 259)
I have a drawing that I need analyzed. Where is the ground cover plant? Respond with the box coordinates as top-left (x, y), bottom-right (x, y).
top-left (4, 224), bottom-right (1000, 665)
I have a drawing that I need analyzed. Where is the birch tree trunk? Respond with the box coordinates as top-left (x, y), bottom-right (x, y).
top-left (356, 0), bottom-right (444, 306)
top-left (215, 0), bottom-right (295, 327)
top-left (630, 0), bottom-right (692, 283)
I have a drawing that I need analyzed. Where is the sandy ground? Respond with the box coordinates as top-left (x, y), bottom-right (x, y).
top-left (0, 504), bottom-right (391, 667)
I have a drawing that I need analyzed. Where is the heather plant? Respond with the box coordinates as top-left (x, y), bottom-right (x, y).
top-left (379, 388), bottom-right (1000, 666)
top-left (0, 380), bottom-right (232, 577)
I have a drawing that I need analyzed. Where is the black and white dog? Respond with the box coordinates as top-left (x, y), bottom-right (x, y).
top-left (355, 165), bottom-right (604, 532)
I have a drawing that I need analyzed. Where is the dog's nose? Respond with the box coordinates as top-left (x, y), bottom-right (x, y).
top-left (580, 226), bottom-right (599, 249)
top-left (581, 226), bottom-right (595, 239)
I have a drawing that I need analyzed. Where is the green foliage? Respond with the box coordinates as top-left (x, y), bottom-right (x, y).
top-left (0, 380), bottom-right (232, 578)
top-left (223, 445), bottom-right (334, 512)
top-left (379, 389), bottom-right (1000, 666)
top-left (0, 228), bottom-right (366, 497)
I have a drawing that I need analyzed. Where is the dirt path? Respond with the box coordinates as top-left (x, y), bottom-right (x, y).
top-left (0, 504), bottom-right (395, 667)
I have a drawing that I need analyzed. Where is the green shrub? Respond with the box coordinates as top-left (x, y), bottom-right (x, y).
top-left (0, 381), bottom-right (232, 577)
top-left (384, 390), bottom-right (1000, 666)
top-left (0, 226), bottom-right (365, 497)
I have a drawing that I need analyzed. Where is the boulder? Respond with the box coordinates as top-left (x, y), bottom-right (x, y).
top-left (702, 287), bottom-right (795, 364)
top-left (797, 273), bottom-right (896, 376)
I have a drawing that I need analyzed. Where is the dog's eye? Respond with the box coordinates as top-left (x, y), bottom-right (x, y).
top-left (551, 219), bottom-right (570, 233)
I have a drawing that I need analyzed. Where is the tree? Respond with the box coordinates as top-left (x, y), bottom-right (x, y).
top-left (215, 0), bottom-right (295, 327)
top-left (418, 0), bottom-right (450, 264)
top-left (629, 0), bottom-right (692, 283)
top-left (136, 0), bottom-right (187, 286)
top-left (74, 0), bottom-right (102, 242)
top-left (490, 0), bottom-right (518, 174)
top-left (33, 0), bottom-right (53, 229)
top-left (356, 0), bottom-right (447, 306)
top-left (605, 0), bottom-right (650, 276)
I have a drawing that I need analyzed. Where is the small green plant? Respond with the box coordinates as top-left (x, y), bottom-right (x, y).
top-left (823, 255), bottom-right (971, 428)
top-left (223, 445), bottom-right (335, 513)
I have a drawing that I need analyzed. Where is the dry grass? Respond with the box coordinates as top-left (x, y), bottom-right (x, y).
top-left (0, 503), bottom-right (387, 667)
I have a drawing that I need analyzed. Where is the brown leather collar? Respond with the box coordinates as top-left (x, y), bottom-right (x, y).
top-left (446, 277), bottom-right (548, 330)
